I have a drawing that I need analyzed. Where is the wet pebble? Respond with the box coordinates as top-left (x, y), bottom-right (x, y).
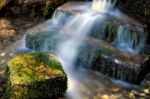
top-left (143, 89), bottom-right (149, 94)
top-left (0, 52), bottom-right (5, 57)
top-left (129, 92), bottom-right (136, 99)
top-left (112, 88), bottom-right (119, 93)
top-left (101, 95), bottom-right (109, 99)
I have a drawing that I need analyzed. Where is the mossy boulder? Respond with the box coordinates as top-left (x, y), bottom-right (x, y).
top-left (5, 52), bottom-right (67, 99)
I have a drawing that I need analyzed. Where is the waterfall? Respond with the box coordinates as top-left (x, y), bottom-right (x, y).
top-left (54, 1), bottom-right (112, 99)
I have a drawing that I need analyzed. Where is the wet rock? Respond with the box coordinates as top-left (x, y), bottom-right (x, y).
top-left (0, 18), bottom-right (16, 38)
top-left (129, 92), bottom-right (136, 99)
top-left (25, 31), bottom-right (58, 51)
top-left (143, 89), bottom-right (149, 94)
top-left (0, 18), bottom-right (11, 29)
top-left (75, 37), bottom-right (150, 84)
top-left (140, 73), bottom-right (150, 91)
top-left (5, 52), bottom-right (67, 99)
top-left (0, 0), bottom-right (7, 10)
top-left (0, 0), bottom-right (72, 18)
top-left (116, 0), bottom-right (150, 18)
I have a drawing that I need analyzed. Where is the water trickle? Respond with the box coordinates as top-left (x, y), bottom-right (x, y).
top-left (115, 25), bottom-right (146, 54)
top-left (51, 10), bottom-right (72, 28)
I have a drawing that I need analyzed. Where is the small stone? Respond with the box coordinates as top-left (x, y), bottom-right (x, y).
top-left (0, 52), bottom-right (5, 57)
top-left (9, 53), bottom-right (14, 56)
top-left (101, 95), bottom-right (109, 99)
top-left (143, 89), bottom-right (149, 94)
top-left (131, 90), bottom-right (138, 94)
top-left (112, 88), bottom-right (119, 93)
top-left (110, 95), bottom-right (117, 99)
top-left (0, 18), bottom-right (11, 29)
top-left (129, 92), bottom-right (136, 99)
top-left (138, 93), bottom-right (146, 97)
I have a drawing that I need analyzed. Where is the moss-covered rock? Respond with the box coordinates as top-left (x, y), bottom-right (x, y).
top-left (5, 52), bottom-right (67, 99)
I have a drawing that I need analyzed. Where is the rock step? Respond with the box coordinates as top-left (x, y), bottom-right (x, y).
top-left (76, 37), bottom-right (150, 84)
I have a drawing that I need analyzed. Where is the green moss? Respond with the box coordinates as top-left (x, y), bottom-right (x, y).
top-left (7, 52), bottom-right (65, 85)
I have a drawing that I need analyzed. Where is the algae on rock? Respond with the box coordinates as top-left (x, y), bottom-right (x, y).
top-left (5, 52), bottom-right (67, 99)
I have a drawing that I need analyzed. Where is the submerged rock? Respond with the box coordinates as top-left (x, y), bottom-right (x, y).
top-left (25, 31), bottom-right (58, 51)
top-left (5, 52), bottom-right (67, 99)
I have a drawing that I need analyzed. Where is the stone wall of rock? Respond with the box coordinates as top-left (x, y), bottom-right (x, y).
top-left (0, 0), bottom-right (82, 18)
top-left (116, 0), bottom-right (150, 19)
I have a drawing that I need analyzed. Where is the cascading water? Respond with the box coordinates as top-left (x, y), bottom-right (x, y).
top-left (56, 8), bottom-right (109, 99)
top-left (54, 0), bottom-right (112, 98)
